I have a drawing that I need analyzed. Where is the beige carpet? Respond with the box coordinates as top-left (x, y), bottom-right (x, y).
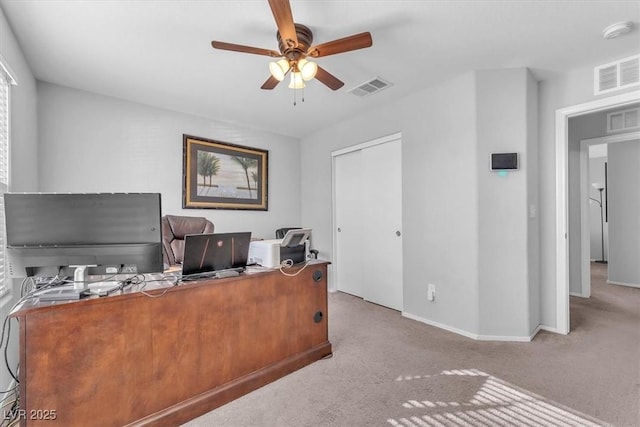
top-left (184, 263), bottom-right (639, 426)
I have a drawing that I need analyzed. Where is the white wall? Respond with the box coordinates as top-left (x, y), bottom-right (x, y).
top-left (302, 69), bottom-right (539, 340)
top-left (0, 4), bottom-right (39, 395)
top-left (401, 74), bottom-right (480, 335)
top-left (526, 71), bottom-right (540, 334)
top-left (36, 82), bottom-right (301, 240)
top-left (302, 72), bottom-right (481, 335)
top-left (476, 69), bottom-right (539, 338)
top-left (607, 139), bottom-right (640, 287)
top-left (305, 54), bottom-right (638, 337)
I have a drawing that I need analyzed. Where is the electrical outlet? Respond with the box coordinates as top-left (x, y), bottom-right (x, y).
top-left (427, 284), bottom-right (436, 301)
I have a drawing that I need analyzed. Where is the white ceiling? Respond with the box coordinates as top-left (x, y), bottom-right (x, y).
top-left (1, 0), bottom-right (639, 138)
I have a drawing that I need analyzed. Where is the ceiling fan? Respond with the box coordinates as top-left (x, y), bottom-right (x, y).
top-left (211, 0), bottom-right (373, 91)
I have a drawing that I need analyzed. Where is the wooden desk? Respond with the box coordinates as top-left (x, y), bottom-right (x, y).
top-left (10, 262), bottom-right (332, 426)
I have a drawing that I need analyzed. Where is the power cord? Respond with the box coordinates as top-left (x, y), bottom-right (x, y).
top-left (0, 385), bottom-right (19, 427)
top-left (137, 274), bottom-right (179, 298)
top-left (2, 318), bottom-right (17, 383)
top-left (279, 259), bottom-right (310, 277)
top-left (0, 313), bottom-right (19, 427)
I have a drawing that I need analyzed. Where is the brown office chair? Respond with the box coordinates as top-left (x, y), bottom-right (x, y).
top-left (275, 227), bottom-right (318, 259)
top-left (162, 215), bottom-right (214, 267)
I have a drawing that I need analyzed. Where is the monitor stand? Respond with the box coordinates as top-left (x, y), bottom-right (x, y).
top-left (35, 265), bottom-right (96, 301)
top-left (70, 264), bottom-right (97, 290)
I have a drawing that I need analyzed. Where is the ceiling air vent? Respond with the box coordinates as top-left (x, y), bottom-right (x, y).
top-left (594, 54), bottom-right (640, 95)
top-left (348, 77), bottom-right (392, 97)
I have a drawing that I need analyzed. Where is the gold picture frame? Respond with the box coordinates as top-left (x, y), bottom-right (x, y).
top-left (183, 135), bottom-right (268, 210)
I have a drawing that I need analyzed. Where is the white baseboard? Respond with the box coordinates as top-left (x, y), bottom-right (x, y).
top-left (529, 325), bottom-right (542, 339)
top-left (607, 280), bottom-right (639, 288)
top-left (476, 333), bottom-right (535, 342)
top-left (401, 312), bottom-right (536, 342)
top-left (402, 312), bottom-right (479, 340)
top-left (538, 324), bottom-right (563, 334)
top-left (569, 292), bottom-right (589, 298)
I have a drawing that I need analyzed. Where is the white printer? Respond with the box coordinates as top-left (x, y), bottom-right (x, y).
top-left (248, 228), bottom-right (311, 268)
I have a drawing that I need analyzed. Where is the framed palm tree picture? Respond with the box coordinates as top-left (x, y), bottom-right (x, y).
top-left (183, 135), bottom-right (268, 210)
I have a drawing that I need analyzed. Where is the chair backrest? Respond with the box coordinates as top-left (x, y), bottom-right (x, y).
top-left (162, 215), bottom-right (214, 266)
top-left (275, 227), bottom-right (301, 239)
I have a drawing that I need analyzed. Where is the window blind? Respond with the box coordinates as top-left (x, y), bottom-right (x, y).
top-left (0, 71), bottom-right (10, 297)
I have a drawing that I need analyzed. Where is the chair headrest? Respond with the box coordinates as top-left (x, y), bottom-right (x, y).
top-left (164, 215), bottom-right (213, 239)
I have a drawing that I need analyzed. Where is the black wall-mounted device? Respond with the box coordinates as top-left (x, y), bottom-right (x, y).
top-left (490, 152), bottom-right (519, 171)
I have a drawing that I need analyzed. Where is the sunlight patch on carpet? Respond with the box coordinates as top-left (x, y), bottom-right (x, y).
top-left (387, 369), bottom-right (609, 427)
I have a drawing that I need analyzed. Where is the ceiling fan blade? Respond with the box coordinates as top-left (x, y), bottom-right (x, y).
top-left (261, 75), bottom-right (281, 90)
top-left (211, 41), bottom-right (281, 57)
top-left (267, 0), bottom-right (298, 48)
top-left (308, 32), bottom-right (372, 58)
top-left (315, 66), bottom-right (344, 91)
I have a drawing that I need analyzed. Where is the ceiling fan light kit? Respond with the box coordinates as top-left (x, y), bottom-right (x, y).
top-left (211, 0), bottom-right (373, 103)
top-left (288, 71), bottom-right (305, 89)
top-left (297, 59), bottom-right (318, 81)
top-left (269, 59), bottom-right (290, 81)
top-left (268, 57), bottom-right (317, 83)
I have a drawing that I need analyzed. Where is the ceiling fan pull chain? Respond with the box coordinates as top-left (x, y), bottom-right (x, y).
top-left (302, 86), bottom-right (305, 103)
top-left (293, 85), bottom-right (297, 106)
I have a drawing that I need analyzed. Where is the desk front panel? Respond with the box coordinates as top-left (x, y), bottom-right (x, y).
top-left (15, 263), bottom-right (331, 426)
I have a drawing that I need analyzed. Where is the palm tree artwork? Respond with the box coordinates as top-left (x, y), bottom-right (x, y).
top-left (185, 136), bottom-right (267, 210)
top-left (251, 171), bottom-right (259, 194)
top-left (197, 151), bottom-right (221, 192)
top-left (231, 156), bottom-right (259, 198)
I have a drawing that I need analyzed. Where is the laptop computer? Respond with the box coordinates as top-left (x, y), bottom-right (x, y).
top-left (181, 232), bottom-right (252, 278)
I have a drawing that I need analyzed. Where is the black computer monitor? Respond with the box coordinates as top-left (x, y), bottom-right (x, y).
top-left (4, 193), bottom-right (163, 285)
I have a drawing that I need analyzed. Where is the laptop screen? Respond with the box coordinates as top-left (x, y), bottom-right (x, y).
top-left (182, 232), bottom-right (251, 276)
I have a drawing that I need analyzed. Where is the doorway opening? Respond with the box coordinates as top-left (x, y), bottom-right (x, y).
top-left (555, 90), bottom-right (640, 334)
top-left (578, 130), bottom-right (639, 298)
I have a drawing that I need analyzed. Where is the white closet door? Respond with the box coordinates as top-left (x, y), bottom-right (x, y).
top-left (334, 149), bottom-right (364, 297)
top-left (361, 139), bottom-right (403, 311)
top-left (333, 137), bottom-right (403, 311)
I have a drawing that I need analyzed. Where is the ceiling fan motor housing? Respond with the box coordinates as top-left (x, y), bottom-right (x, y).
top-left (278, 23), bottom-right (313, 61)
